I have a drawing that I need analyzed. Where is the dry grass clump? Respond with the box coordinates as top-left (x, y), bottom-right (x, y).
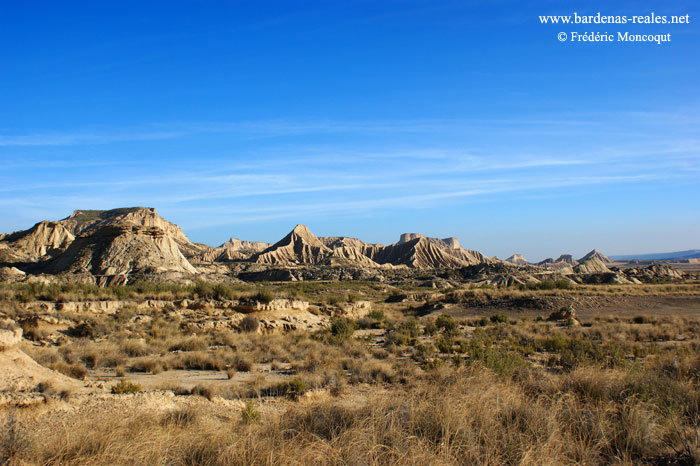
top-left (6, 364), bottom-right (698, 466)
top-left (162, 407), bottom-right (199, 427)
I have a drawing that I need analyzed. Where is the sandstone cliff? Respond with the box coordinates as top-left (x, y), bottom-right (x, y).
top-left (47, 223), bottom-right (197, 276)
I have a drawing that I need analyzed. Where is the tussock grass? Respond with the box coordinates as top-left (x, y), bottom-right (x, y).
top-left (4, 364), bottom-right (699, 465)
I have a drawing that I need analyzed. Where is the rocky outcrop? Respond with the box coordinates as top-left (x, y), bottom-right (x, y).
top-left (505, 254), bottom-right (528, 265)
top-left (221, 238), bottom-right (270, 255)
top-left (574, 257), bottom-right (611, 274)
top-left (0, 221), bottom-right (75, 261)
top-left (47, 223), bottom-right (197, 276)
top-left (398, 233), bottom-right (461, 250)
top-left (0, 266), bottom-right (26, 282)
top-left (625, 264), bottom-right (685, 282)
top-left (578, 249), bottom-right (613, 264)
top-left (329, 247), bottom-right (382, 267)
top-left (371, 237), bottom-right (468, 268)
top-left (0, 319), bottom-right (84, 406)
top-left (59, 207), bottom-right (189, 242)
top-left (537, 254), bottom-right (579, 272)
top-left (555, 254), bottom-right (578, 265)
top-left (199, 238), bottom-right (272, 262)
top-left (253, 225), bottom-right (332, 265)
top-left (338, 300), bottom-right (373, 319)
top-left (0, 321), bottom-right (22, 351)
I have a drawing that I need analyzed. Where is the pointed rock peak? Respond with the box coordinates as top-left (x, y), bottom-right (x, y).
top-left (579, 249), bottom-right (613, 263)
top-left (288, 224), bottom-right (321, 243)
top-left (505, 254), bottom-right (528, 265)
top-left (292, 224), bottom-right (313, 235)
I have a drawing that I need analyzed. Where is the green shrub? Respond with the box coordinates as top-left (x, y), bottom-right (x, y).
top-left (490, 314), bottom-right (509, 324)
top-left (329, 317), bottom-right (356, 340)
top-left (111, 379), bottom-right (141, 394)
top-left (213, 283), bottom-right (237, 300)
top-left (287, 377), bottom-right (306, 397)
top-left (423, 319), bottom-right (438, 336)
top-left (193, 281), bottom-right (215, 299)
top-left (398, 318), bottom-right (420, 337)
top-left (472, 348), bottom-right (528, 377)
top-left (241, 402), bottom-right (261, 424)
top-left (435, 314), bottom-right (456, 333)
top-left (474, 317), bottom-right (490, 327)
top-left (414, 343), bottom-right (434, 358)
top-left (435, 336), bottom-right (454, 354)
top-left (269, 377), bottom-right (307, 399)
top-left (326, 295), bottom-right (343, 306)
top-left (253, 289), bottom-right (274, 304)
top-left (385, 328), bottom-right (413, 346)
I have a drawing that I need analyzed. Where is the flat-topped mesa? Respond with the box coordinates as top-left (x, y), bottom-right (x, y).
top-left (399, 233), bottom-right (461, 250)
top-left (60, 207), bottom-right (190, 244)
top-left (399, 233), bottom-right (425, 244)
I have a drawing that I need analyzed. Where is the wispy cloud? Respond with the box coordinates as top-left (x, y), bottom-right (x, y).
top-left (2, 112), bottom-right (682, 147)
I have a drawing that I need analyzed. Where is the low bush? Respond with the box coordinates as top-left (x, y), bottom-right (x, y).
top-left (253, 289), bottom-right (274, 304)
top-left (239, 315), bottom-right (259, 333)
top-left (329, 317), bottom-right (356, 340)
top-left (111, 379), bottom-right (141, 394)
top-left (436, 314), bottom-right (457, 333)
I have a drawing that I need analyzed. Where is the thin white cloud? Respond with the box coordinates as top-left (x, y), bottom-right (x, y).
top-left (6, 111), bottom-right (694, 147)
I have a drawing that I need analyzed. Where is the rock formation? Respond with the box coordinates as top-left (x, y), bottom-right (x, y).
top-left (253, 224), bottom-right (332, 265)
top-left (573, 257), bottom-right (611, 274)
top-left (59, 207), bottom-right (189, 242)
top-left (556, 254), bottom-right (578, 265)
top-left (371, 237), bottom-right (469, 268)
top-left (578, 249), bottom-right (613, 264)
top-left (0, 221), bottom-right (75, 261)
top-left (505, 254), bottom-right (528, 265)
top-left (47, 223), bottom-right (197, 277)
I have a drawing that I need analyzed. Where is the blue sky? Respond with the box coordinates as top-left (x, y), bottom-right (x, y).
top-left (1, 0), bottom-right (698, 261)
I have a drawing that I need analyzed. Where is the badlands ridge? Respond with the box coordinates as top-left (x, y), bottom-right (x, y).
top-left (0, 207), bottom-right (688, 286)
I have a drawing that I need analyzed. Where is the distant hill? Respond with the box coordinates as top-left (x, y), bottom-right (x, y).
top-left (610, 250), bottom-right (700, 261)
top-left (504, 254), bottom-right (528, 265)
top-left (578, 249), bottom-right (613, 264)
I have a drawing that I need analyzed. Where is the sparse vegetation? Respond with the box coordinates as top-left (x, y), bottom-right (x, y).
top-left (328, 317), bottom-right (356, 340)
top-left (253, 288), bottom-right (274, 304)
top-left (111, 379), bottom-right (141, 394)
top-left (3, 279), bottom-right (700, 465)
